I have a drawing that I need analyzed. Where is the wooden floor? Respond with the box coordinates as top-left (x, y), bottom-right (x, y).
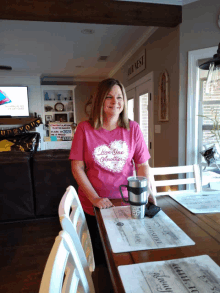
top-left (0, 217), bottom-right (114, 293)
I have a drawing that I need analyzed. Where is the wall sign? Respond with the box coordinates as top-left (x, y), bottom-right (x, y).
top-left (127, 49), bottom-right (146, 80)
top-left (158, 69), bottom-right (169, 122)
top-left (0, 118), bottom-right (41, 138)
top-left (49, 122), bottom-right (73, 141)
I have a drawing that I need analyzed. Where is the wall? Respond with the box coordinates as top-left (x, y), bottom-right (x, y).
top-left (73, 82), bottom-right (98, 124)
top-left (179, 0), bottom-right (220, 166)
top-left (113, 26), bottom-right (180, 167)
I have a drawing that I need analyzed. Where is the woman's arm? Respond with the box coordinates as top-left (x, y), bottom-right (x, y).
top-left (136, 162), bottom-right (157, 205)
top-left (71, 160), bottom-right (113, 209)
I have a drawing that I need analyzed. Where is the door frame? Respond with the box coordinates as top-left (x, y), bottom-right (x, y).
top-left (125, 71), bottom-right (154, 166)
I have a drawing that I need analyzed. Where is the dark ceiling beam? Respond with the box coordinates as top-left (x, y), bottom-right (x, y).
top-left (0, 0), bottom-right (182, 27)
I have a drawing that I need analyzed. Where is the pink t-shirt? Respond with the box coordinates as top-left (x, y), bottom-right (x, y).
top-left (69, 120), bottom-right (150, 215)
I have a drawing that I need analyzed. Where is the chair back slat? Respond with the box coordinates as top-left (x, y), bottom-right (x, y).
top-left (59, 185), bottom-right (95, 273)
top-left (72, 206), bottom-right (81, 231)
top-left (63, 266), bottom-right (82, 293)
top-left (149, 164), bottom-right (202, 196)
top-left (39, 231), bottom-right (94, 293)
top-left (150, 165), bottom-right (194, 175)
top-left (194, 164), bottom-right (202, 192)
top-left (155, 178), bottom-right (196, 187)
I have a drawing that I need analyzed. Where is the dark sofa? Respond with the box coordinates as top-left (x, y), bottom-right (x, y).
top-left (0, 149), bottom-right (78, 222)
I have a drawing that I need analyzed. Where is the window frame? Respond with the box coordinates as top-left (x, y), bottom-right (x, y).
top-left (187, 46), bottom-right (218, 166)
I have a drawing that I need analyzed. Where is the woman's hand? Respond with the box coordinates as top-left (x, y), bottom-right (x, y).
top-left (148, 193), bottom-right (157, 205)
top-left (91, 197), bottom-right (114, 209)
top-left (135, 162), bottom-right (157, 206)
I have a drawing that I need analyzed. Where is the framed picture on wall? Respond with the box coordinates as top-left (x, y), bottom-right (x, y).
top-left (66, 102), bottom-right (73, 112)
top-left (55, 113), bottom-right (68, 122)
top-left (45, 115), bottom-right (53, 123)
top-left (158, 70), bottom-right (169, 122)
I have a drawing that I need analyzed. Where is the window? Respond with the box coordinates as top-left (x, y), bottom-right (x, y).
top-left (127, 98), bottom-right (134, 121)
top-left (201, 80), bottom-right (220, 147)
top-left (139, 93), bottom-right (149, 146)
top-left (198, 68), bottom-right (220, 187)
top-left (187, 46), bottom-right (219, 189)
top-left (187, 45), bottom-right (218, 166)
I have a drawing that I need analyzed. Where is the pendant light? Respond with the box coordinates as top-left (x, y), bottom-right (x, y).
top-left (199, 43), bottom-right (220, 95)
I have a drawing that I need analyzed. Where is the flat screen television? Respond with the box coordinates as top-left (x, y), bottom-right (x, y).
top-left (0, 86), bottom-right (30, 117)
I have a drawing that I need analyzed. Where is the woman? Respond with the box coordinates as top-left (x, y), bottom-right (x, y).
top-left (69, 78), bottom-right (156, 265)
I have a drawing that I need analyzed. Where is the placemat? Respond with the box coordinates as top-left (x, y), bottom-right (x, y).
top-left (169, 190), bottom-right (220, 214)
top-left (118, 255), bottom-right (220, 293)
top-left (101, 206), bottom-right (195, 253)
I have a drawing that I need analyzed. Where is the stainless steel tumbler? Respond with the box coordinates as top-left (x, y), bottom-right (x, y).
top-left (119, 176), bottom-right (148, 219)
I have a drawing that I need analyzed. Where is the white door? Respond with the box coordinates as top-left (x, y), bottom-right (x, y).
top-left (127, 88), bottom-right (135, 121)
top-left (126, 73), bottom-right (154, 166)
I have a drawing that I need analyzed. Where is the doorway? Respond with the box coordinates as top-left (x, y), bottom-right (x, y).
top-left (126, 72), bottom-right (154, 166)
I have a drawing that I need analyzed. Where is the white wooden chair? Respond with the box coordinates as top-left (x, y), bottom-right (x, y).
top-left (149, 164), bottom-right (202, 196)
top-left (39, 230), bottom-right (95, 293)
top-left (58, 186), bottom-right (95, 274)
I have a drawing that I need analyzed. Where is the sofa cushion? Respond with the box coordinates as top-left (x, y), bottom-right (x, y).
top-left (0, 152), bottom-right (35, 221)
top-left (32, 149), bottom-right (78, 217)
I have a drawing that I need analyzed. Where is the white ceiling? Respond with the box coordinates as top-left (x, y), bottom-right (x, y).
top-left (0, 0), bottom-right (198, 81)
top-left (0, 20), bottom-right (156, 81)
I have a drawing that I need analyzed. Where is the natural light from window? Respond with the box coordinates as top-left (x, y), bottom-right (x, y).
top-left (128, 98), bottom-right (134, 121)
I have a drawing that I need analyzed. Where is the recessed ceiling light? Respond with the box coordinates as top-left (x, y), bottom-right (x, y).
top-left (81, 29), bottom-right (95, 34)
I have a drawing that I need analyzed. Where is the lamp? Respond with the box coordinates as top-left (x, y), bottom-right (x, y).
top-left (200, 145), bottom-right (220, 171)
top-left (199, 43), bottom-right (220, 95)
top-left (200, 145), bottom-right (217, 166)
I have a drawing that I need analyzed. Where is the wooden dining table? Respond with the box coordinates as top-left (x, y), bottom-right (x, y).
top-left (94, 196), bottom-right (220, 293)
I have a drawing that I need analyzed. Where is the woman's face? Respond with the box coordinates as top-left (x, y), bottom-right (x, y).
top-left (103, 85), bottom-right (124, 119)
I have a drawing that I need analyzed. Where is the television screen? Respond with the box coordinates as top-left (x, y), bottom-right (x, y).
top-left (0, 86), bottom-right (29, 117)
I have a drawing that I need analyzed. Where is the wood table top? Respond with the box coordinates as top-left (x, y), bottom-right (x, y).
top-left (94, 196), bottom-right (220, 293)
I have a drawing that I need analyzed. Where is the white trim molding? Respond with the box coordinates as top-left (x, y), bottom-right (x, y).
top-left (125, 71), bottom-right (153, 92)
top-left (187, 46), bottom-right (217, 166)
